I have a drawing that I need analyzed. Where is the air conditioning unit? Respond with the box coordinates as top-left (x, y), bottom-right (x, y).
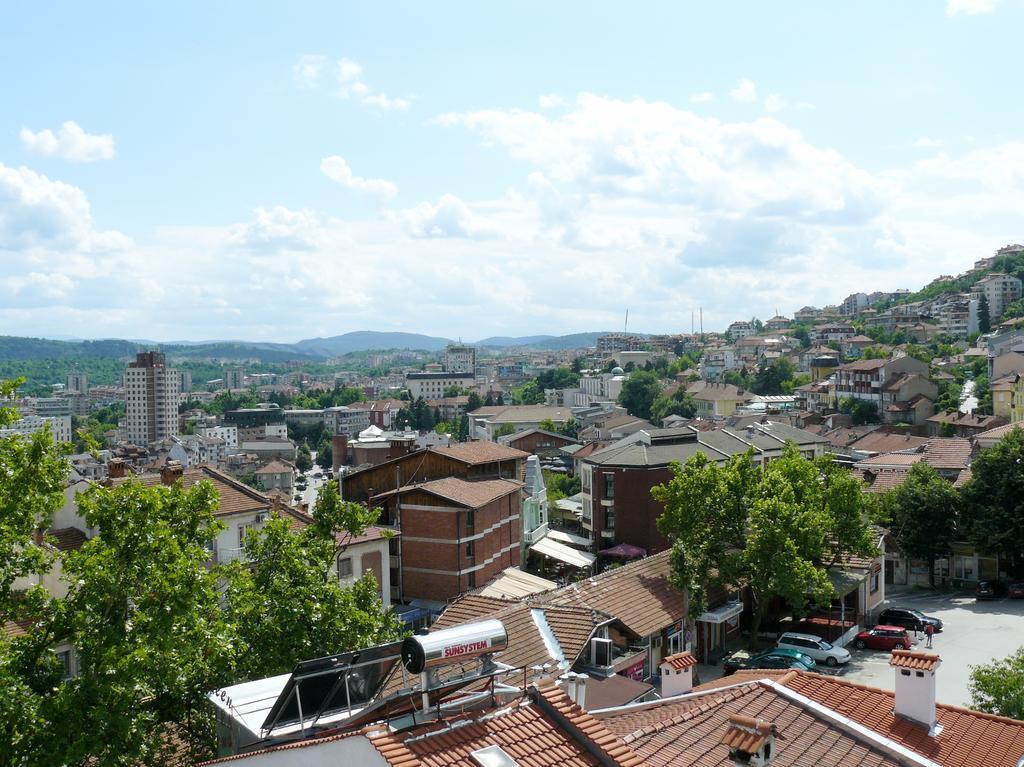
top-left (590, 637), bottom-right (612, 667)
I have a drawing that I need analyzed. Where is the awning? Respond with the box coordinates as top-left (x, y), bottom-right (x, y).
top-left (530, 535), bottom-right (596, 568)
top-left (547, 529), bottom-right (593, 548)
top-left (599, 543), bottom-right (647, 559)
top-left (826, 568), bottom-right (867, 597)
top-left (697, 601), bottom-right (743, 624)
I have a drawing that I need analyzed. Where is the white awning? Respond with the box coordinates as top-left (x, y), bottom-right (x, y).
top-left (697, 601), bottom-right (743, 624)
top-left (530, 535), bottom-right (596, 569)
top-left (546, 529), bottom-right (593, 548)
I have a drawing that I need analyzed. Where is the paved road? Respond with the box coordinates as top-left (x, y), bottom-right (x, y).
top-left (818, 591), bottom-right (1024, 706)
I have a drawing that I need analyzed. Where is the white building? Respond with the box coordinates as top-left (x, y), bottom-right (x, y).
top-left (225, 367), bottom-right (246, 390)
top-left (65, 369), bottom-right (88, 395)
top-left (197, 424), bottom-right (238, 449)
top-left (405, 371), bottom-right (475, 400)
top-left (726, 321), bottom-right (756, 339)
top-left (972, 272), bottom-right (1023, 325)
top-left (123, 351), bottom-right (180, 445)
top-left (0, 414), bottom-right (72, 444)
top-left (324, 406), bottom-right (371, 436)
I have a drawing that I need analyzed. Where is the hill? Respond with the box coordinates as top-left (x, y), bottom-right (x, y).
top-left (474, 335), bottom-right (555, 348)
top-left (294, 331), bottom-right (453, 356)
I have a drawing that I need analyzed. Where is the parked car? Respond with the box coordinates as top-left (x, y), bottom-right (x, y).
top-left (722, 649), bottom-right (816, 676)
top-left (776, 632), bottom-right (851, 667)
top-left (976, 580), bottom-right (1008, 600)
top-left (876, 607), bottom-right (943, 633)
top-left (1008, 583), bottom-right (1024, 599)
top-left (853, 625), bottom-right (912, 651)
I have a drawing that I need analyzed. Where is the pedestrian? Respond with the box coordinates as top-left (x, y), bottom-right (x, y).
top-left (925, 622), bottom-right (934, 648)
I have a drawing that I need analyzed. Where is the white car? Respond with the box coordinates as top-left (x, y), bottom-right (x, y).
top-left (776, 632), bottom-right (851, 667)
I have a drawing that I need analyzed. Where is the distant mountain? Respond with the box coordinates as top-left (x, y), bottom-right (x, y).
top-left (519, 332), bottom-right (620, 350)
top-left (161, 341), bottom-right (321, 362)
top-left (474, 335), bottom-right (556, 348)
top-left (294, 331), bottom-right (453, 356)
top-left (0, 336), bottom-right (143, 361)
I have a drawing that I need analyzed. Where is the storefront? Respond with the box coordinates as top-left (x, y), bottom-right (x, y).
top-left (695, 601), bottom-right (743, 664)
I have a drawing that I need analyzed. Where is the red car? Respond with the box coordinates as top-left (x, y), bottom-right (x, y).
top-left (853, 625), bottom-right (912, 651)
top-left (1009, 583), bottom-right (1024, 599)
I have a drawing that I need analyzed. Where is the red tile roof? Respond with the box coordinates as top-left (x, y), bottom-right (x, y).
top-left (720, 714), bottom-right (778, 753)
top-left (430, 442), bottom-right (529, 465)
top-left (889, 649), bottom-right (940, 672)
top-left (47, 527), bottom-right (88, 551)
top-left (543, 550), bottom-right (685, 639)
top-left (661, 651), bottom-right (697, 670)
top-left (404, 477), bottom-right (523, 508)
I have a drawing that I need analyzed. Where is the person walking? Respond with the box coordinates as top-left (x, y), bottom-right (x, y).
top-left (925, 622), bottom-right (934, 648)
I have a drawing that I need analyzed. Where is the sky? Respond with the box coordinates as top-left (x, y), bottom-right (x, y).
top-left (2, 0), bottom-right (1024, 343)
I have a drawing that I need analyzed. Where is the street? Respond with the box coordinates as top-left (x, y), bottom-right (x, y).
top-left (817, 590), bottom-right (1024, 706)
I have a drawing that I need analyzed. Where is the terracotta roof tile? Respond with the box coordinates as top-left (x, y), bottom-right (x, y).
top-left (391, 477), bottom-right (523, 508)
top-left (430, 442), bottom-right (529, 465)
top-left (542, 550), bottom-right (685, 639)
top-left (720, 714), bottom-right (778, 753)
top-left (889, 649), bottom-right (940, 672)
top-left (47, 526), bottom-right (88, 551)
top-left (661, 651), bottom-right (698, 670)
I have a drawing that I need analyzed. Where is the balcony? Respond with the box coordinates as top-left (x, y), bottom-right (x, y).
top-left (523, 522), bottom-right (549, 545)
top-left (217, 547), bottom-right (246, 565)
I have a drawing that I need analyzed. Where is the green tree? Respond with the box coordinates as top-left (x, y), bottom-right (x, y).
top-left (978, 292), bottom-right (992, 333)
top-left (650, 389), bottom-right (697, 425)
top-left (316, 437), bottom-right (333, 470)
top-left (538, 418), bottom-right (558, 433)
top-left (617, 370), bottom-right (663, 421)
top-left (970, 647), bottom-right (1024, 719)
top-left (223, 481), bottom-right (403, 680)
top-left (881, 463), bottom-right (959, 587)
top-left (961, 427), bottom-right (1024, 575)
top-left (654, 444), bottom-right (875, 639)
top-left (467, 392), bottom-right (483, 412)
top-left (839, 396), bottom-right (879, 425)
top-left (752, 359), bottom-right (796, 395)
top-left (296, 444), bottom-right (313, 472)
top-left (35, 480), bottom-right (235, 766)
top-left (494, 423), bottom-right (516, 438)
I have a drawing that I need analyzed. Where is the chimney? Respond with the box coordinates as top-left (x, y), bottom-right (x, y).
top-left (160, 460), bottom-right (183, 486)
top-left (890, 650), bottom-right (942, 733)
top-left (720, 715), bottom-right (782, 767)
top-left (332, 434), bottom-right (348, 475)
top-left (107, 458), bottom-right (127, 479)
top-left (660, 651), bottom-right (697, 697)
top-left (556, 671), bottom-right (588, 709)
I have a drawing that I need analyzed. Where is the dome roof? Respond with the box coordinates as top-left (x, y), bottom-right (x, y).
top-left (611, 366), bottom-right (625, 375)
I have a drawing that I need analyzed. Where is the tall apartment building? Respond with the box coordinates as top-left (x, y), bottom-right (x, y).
top-left (124, 352), bottom-right (181, 446)
top-left (972, 272), bottom-right (1023, 326)
top-left (443, 344), bottom-right (477, 374)
top-left (178, 370), bottom-right (193, 394)
top-left (225, 367), bottom-right (246, 390)
top-left (65, 368), bottom-right (88, 395)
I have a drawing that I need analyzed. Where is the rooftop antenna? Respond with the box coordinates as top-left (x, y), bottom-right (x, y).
top-left (691, 311), bottom-right (695, 335)
top-left (700, 307), bottom-right (704, 336)
top-left (624, 309), bottom-right (629, 334)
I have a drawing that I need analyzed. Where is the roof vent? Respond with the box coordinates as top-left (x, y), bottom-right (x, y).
top-left (721, 715), bottom-right (782, 766)
top-left (470, 745), bottom-right (520, 767)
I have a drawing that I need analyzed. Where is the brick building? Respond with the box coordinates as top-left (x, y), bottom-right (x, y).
top-left (370, 477), bottom-right (522, 602)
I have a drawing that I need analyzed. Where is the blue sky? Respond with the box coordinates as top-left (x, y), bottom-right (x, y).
top-left (2, 0), bottom-right (1023, 342)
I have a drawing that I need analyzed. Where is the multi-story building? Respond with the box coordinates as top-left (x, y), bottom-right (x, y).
top-left (596, 333), bottom-right (645, 355)
top-left (0, 414), bottom-right (72, 444)
top-left (405, 371), bottom-right (476, 400)
top-left (841, 292), bottom-right (869, 316)
top-left (65, 369), bottom-right (88, 395)
top-left (178, 370), bottom-right (193, 394)
top-left (32, 397), bottom-right (72, 418)
top-left (324, 405), bottom-right (371, 436)
top-left (223, 406), bottom-right (286, 442)
top-left (833, 356), bottom-right (936, 425)
top-left (443, 344), bottom-right (477, 375)
top-left (123, 351), bottom-right (181, 446)
top-left (972, 272), bottom-right (1023, 325)
top-left (794, 305), bottom-right (821, 323)
top-left (931, 294), bottom-right (977, 339)
top-left (196, 424), bottom-right (238, 449)
top-left (225, 367), bottom-right (246, 390)
top-left (726, 320), bottom-right (756, 339)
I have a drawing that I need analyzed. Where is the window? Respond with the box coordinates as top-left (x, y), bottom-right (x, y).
top-left (57, 650), bottom-right (73, 680)
top-left (465, 510), bottom-right (475, 533)
top-left (604, 507), bottom-right (615, 529)
top-left (870, 570), bottom-right (879, 594)
top-left (467, 571), bottom-right (476, 588)
top-left (603, 473), bottom-right (615, 499)
top-left (237, 523), bottom-right (253, 547)
top-left (337, 557), bottom-right (354, 579)
top-left (465, 539), bottom-right (475, 558)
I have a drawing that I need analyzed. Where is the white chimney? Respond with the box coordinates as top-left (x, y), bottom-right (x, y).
top-left (890, 650), bottom-right (942, 734)
top-left (556, 671), bottom-right (588, 709)
top-left (660, 651), bottom-right (697, 697)
top-left (720, 714), bottom-right (781, 767)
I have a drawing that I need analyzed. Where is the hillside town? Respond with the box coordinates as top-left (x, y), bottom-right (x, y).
top-left (6, 244), bottom-right (1024, 765)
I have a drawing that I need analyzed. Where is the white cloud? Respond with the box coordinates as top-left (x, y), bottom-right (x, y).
top-left (764, 93), bottom-right (785, 113)
top-left (946, 0), bottom-right (999, 15)
top-left (293, 54), bottom-right (329, 86)
top-left (539, 94), bottom-right (567, 109)
top-left (689, 92), bottom-right (714, 104)
top-left (397, 194), bottom-right (499, 239)
top-left (729, 79), bottom-right (758, 103)
top-left (0, 162), bottom-right (129, 251)
top-left (294, 54), bottom-right (411, 111)
top-left (20, 121), bottom-right (115, 163)
top-left (913, 137), bottom-right (944, 149)
top-left (320, 156), bottom-right (398, 199)
top-left (226, 206), bottom-right (331, 251)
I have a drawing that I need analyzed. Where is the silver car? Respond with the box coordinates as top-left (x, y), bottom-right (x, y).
top-left (776, 631), bottom-right (851, 667)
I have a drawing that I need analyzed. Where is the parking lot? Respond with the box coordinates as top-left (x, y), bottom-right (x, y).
top-left (812, 590), bottom-right (1024, 706)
